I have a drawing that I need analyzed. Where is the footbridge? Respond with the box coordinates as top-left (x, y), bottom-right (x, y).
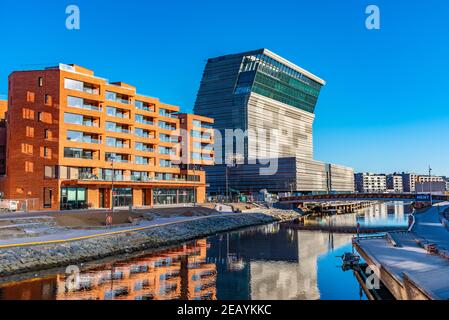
top-left (279, 193), bottom-right (449, 204)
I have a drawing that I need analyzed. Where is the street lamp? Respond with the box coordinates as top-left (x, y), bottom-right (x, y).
top-left (192, 164), bottom-right (197, 207)
top-left (429, 165), bottom-right (433, 205)
top-left (107, 155), bottom-right (116, 227)
top-left (224, 153), bottom-right (244, 203)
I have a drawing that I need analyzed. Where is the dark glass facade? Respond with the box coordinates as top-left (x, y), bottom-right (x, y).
top-left (234, 53), bottom-right (323, 113)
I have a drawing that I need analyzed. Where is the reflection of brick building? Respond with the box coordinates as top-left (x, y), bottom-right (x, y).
top-left (1, 64), bottom-right (214, 210)
top-left (54, 239), bottom-right (216, 300)
top-left (0, 100), bottom-right (7, 176)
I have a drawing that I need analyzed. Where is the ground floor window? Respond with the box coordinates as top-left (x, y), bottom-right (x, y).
top-left (60, 187), bottom-right (87, 210)
top-left (113, 188), bottom-right (133, 207)
top-left (43, 188), bottom-right (53, 208)
top-left (153, 188), bottom-right (194, 205)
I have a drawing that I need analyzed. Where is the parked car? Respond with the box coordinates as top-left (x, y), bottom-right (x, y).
top-left (0, 200), bottom-right (19, 212)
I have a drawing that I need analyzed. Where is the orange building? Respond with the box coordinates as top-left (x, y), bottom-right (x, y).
top-left (0, 100), bottom-right (7, 176)
top-left (2, 64), bottom-right (214, 210)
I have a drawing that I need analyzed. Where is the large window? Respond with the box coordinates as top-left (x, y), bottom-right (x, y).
top-left (66, 130), bottom-right (83, 142)
top-left (60, 187), bottom-right (87, 210)
top-left (64, 112), bottom-right (83, 125)
top-left (153, 189), bottom-right (194, 205)
top-left (67, 96), bottom-right (83, 108)
top-left (64, 147), bottom-right (93, 159)
top-left (113, 188), bottom-right (133, 207)
top-left (64, 78), bottom-right (84, 91)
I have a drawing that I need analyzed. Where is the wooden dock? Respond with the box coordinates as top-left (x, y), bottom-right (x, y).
top-left (282, 223), bottom-right (407, 234)
top-left (354, 232), bottom-right (449, 300)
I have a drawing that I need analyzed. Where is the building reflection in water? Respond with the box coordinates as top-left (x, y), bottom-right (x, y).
top-left (207, 224), bottom-right (352, 300)
top-left (0, 223), bottom-right (361, 300)
top-left (324, 201), bottom-right (410, 227)
top-left (0, 239), bottom-right (217, 300)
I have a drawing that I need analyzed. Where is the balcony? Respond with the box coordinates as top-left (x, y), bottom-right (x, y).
top-left (106, 91), bottom-right (130, 105)
top-left (67, 137), bottom-right (101, 144)
top-left (135, 101), bottom-right (155, 112)
top-left (78, 173), bottom-right (153, 183)
top-left (159, 109), bottom-right (177, 118)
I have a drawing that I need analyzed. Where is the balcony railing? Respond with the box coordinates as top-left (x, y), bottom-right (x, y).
top-left (68, 137), bottom-right (101, 144)
top-left (136, 119), bottom-right (154, 125)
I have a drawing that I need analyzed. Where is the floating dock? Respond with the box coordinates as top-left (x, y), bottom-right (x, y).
top-left (354, 231), bottom-right (449, 300)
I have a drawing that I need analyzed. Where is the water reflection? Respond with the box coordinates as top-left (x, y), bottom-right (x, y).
top-left (0, 202), bottom-right (409, 300)
top-left (317, 202), bottom-right (411, 227)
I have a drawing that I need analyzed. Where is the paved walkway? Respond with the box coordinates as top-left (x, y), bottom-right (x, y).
top-left (0, 212), bottom-right (248, 248)
top-left (356, 203), bottom-right (449, 300)
top-left (358, 232), bottom-right (449, 299)
top-left (413, 202), bottom-right (449, 250)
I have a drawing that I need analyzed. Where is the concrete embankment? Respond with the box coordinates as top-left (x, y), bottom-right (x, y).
top-left (0, 211), bottom-right (295, 277)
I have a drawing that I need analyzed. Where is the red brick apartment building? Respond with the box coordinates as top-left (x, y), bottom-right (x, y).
top-left (0, 64), bottom-right (214, 211)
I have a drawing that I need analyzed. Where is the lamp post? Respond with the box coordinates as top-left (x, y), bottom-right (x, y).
top-left (107, 155), bottom-right (116, 227)
top-left (192, 164), bottom-right (197, 207)
top-left (429, 165), bottom-right (433, 205)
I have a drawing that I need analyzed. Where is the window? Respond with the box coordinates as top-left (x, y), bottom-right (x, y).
top-left (66, 130), bottom-right (83, 142)
top-left (38, 77), bottom-right (43, 87)
top-left (64, 78), bottom-right (83, 91)
top-left (67, 96), bottom-right (83, 108)
top-left (64, 113), bottom-right (83, 125)
top-left (106, 91), bottom-right (116, 101)
top-left (135, 156), bottom-right (148, 165)
top-left (37, 112), bottom-right (43, 122)
top-left (43, 147), bottom-right (50, 157)
top-left (45, 94), bottom-right (51, 105)
top-left (44, 188), bottom-right (53, 208)
top-left (64, 147), bottom-right (93, 159)
top-left (44, 129), bottom-right (50, 139)
top-left (44, 166), bottom-right (57, 179)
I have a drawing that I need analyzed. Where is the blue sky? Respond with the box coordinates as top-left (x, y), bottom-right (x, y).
top-left (0, 0), bottom-right (448, 175)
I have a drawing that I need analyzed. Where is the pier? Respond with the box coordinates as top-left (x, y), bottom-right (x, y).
top-left (299, 201), bottom-right (375, 215)
top-left (353, 203), bottom-right (449, 300)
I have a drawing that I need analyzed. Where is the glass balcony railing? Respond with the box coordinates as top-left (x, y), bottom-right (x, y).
top-left (83, 87), bottom-right (100, 95)
top-left (67, 137), bottom-right (100, 144)
top-left (136, 119), bottom-right (154, 125)
top-left (136, 147), bottom-right (155, 152)
top-left (78, 174), bottom-right (154, 182)
top-left (109, 128), bottom-right (130, 134)
top-left (82, 121), bottom-right (99, 127)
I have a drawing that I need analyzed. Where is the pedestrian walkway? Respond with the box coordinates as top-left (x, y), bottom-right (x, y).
top-left (0, 212), bottom-right (246, 248)
top-left (413, 203), bottom-right (449, 250)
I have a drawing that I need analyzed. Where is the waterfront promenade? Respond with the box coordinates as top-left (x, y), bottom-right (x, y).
top-left (354, 203), bottom-right (449, 300)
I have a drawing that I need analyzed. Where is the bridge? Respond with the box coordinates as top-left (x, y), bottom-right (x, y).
top-left (279, 193), bottom-right (449, 204)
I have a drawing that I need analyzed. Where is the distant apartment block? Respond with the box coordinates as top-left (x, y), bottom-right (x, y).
top-left (400, 173), bottom-right (418, 193)
top-left (417, 175), bottom-right (444, 183)
top-left (386, 174), bottom-right (403, 193)
top-left (0, 64), bottom-right (214, 210)
top-left (354, 173), bottom-right (387, 193)
top-left (193, 49), bottom-right (354, 195)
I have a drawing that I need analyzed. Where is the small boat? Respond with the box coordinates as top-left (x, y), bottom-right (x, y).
top-left (339, 252), bottom-right (361, 271)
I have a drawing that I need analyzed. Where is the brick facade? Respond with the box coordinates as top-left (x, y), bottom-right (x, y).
top-left (1, 64), bottom-right (214, 210)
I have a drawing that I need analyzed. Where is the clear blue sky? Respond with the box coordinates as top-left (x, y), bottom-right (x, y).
top-left (0, 0), bottom-right (448, 175)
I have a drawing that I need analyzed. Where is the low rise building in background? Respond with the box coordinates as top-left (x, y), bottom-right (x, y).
top-left (354, 173), bottom-right (387, 193)
top-left (400, 172), bottom-right (418, 193)
top-left (386, 174), bottom-right (403, 193)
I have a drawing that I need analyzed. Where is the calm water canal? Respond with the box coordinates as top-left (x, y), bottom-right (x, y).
top-left (0, 202), bottom-right (410, 300)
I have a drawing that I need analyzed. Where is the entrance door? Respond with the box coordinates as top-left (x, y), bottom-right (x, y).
top-left (113, 188), bottom-right (133, 207)
top-left (99, 189), bottom-right (105, 208)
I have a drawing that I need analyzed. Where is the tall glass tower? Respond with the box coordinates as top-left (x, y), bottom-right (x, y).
top-left (194, 49), bottom-right (354, 195)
